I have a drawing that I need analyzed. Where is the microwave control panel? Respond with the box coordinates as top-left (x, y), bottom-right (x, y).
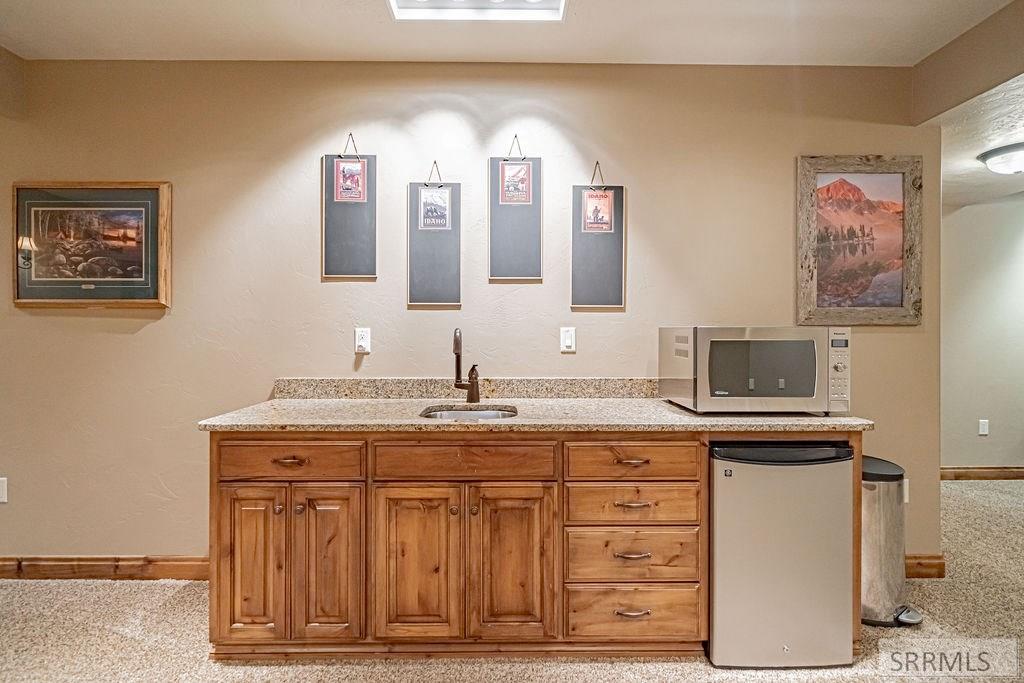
top-left (827, 327), bottom-right (852, 413)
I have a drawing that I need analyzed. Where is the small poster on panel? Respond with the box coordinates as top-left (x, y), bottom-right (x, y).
top-left (419, 186), bottom-right (452, 230)
top-left (499, 160), bottom-right (533, 205)
top-left (334, 157), bottom-right (367, 203)
top-left (582, 188), bottom-right (614, 233)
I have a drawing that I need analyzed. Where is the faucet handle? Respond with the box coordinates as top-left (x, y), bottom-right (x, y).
top-left (469, 364), bottom-right (479, 379)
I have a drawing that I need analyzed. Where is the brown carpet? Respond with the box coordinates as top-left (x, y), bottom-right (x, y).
top-left (2, 481), bottom-right (1021, 682)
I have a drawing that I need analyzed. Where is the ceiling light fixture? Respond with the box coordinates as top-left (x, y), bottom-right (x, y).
top-left (388, 0), bottom-right (565, 22)
top-left (977, 142), bottom-right (1024, 175)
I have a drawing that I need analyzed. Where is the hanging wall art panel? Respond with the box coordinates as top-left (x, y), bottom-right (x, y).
top-left (571, 184), bottom-right (626, 309)
top-left (407, 182), bottom-right (461, 307)
top-left (488, 156), bottom-right (543, 280)
top-left (321, 154), bottom-right (377, 278)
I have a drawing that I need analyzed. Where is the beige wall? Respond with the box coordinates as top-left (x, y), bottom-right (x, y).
top-left (0, 61), bottom-right (941, 556)
top-left (912, 0), bottom-right (1024, 124)
top-left (942, 196), bottom-right (1024, 467)
top-left (0, 46), bottom-right (26, 118)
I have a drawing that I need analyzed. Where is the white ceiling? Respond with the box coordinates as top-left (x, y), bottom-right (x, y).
top-left (0, 0), bottom-right (1012, 65)
top-left (937, 74), bottom-right (1024, 207)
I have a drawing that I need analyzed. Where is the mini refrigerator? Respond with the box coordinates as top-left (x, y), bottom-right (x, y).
top-left (709, 442), bottom-right (853, 668)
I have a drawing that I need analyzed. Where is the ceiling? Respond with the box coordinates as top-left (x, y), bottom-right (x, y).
top-left (0, 0), bottom-right (1012, 65)
top-left (937, 74), bottom-right (1024, 207)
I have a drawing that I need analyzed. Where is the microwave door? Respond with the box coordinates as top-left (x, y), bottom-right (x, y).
top-left (697, 327), bottom-right (828, 412)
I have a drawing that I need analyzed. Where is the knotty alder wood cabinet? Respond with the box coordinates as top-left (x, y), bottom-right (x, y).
top-left (208, 431), bottom-right (860, 659)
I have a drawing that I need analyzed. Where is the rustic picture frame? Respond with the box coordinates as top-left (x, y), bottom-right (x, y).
top-left (13, 181), bottom-right (172, 308)
top-left (797, 155), bottom-right (922, 326)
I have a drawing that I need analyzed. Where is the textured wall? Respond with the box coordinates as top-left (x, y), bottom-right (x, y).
top-left (912, 0), bottom-right (1024, 124)
top-left (0, 61), bottom-right (941, 555)
top-left (942, 197), bottom-right (1024, 467)
top-left (0, 46), bottom-right (26, 118)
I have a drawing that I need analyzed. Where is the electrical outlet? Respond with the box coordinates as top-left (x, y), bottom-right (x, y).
top-left (560, 327), bottom-right (576, 353)
top-left (354, 327), bottom-right (371, 354)
top-left (0, 477), bottom-right (7, 503)
top-left (978, 419), bottom-right (990, 436)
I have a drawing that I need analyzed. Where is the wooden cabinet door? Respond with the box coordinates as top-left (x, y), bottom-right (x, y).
top-left (373, 486), bottom-right (463, 639)
top-left (291, 485), bottom-right (363, 640)
top-left (467, 484), bottom-right (557, 640)
top-left (215, 485), bottom-right (287, 642)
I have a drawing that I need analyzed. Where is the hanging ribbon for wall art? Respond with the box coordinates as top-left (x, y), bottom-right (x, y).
top-left (424, 160), bottom-right (444, 188)
top-left (589, 160), bottom-right (607, 189)
top-left (341, 132), bottom-right (361, 159)
top-left (504, 134), bottom-right (527, 161)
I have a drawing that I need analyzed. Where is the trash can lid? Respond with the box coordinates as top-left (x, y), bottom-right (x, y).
top-left (863, 455), bottom-right (905, 482)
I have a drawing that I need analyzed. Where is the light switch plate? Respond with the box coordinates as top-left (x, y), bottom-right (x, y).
top-left (0, 477), bottom-right (7, 503)
top-left (354, 327), bottom-right (371, 354)
top-left (979, 419), bottom-right (990, 436)
top-left (560, 327), bottom-right (576, 353)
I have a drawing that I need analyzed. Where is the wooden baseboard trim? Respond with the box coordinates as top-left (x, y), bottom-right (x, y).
top-left (210, 641), bottom-right (707, 660)
top-left (0, 556), bottom-right (209, 580)
top-left (941, 466), bottom-right (1024, 480)
top-left (906, 554), bottom-right (945, 579)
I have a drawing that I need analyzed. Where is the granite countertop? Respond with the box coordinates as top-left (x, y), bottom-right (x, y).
top-left (198, 397), bottom-right (874, 433)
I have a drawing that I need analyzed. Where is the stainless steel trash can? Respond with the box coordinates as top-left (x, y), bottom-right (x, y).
top-left (861, 456), bottom-right (922, 626)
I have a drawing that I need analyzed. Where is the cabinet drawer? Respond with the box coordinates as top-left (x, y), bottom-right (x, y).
top-left (566, 484), bottom-right (700, 524)
top-left (566, 443), bottom-right (699, 480)
top-left (219, 442), bottom-right (364, 480)
top-left (373, 443), bottom-right (556, 480)
top-left (566, 527), bottom-right (700, 582)
top-left (566, 584), bottom-right (701, 640)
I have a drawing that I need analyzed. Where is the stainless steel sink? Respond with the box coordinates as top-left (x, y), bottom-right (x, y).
top-left (420, 404), bottom-right (518, 421)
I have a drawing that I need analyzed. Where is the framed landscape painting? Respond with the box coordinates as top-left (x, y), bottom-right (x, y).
top-left (797, 156), bottom-right (922, 326)
top-left (13, 182), bottom-right (171, 308)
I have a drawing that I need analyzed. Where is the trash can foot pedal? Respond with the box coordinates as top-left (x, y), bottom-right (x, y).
top-left (895, 605), bottom-right (923, 626)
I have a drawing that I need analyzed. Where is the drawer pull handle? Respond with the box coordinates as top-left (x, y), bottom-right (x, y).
top-left (272, 457), bottom-right (308, 467)
top-left (614, 609), bottom-right (652, 619)
top-left (614, 458), bottom-right (651, 466)
top-left (613, 551), bottom-right (652, 560)
top-left (614, 501), bottom-right (653, 509)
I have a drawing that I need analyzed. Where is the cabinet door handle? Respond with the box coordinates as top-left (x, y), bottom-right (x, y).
top-left (614, 609), bottom-right (652, 619)
top-left (294, 504), bottom-right (306, 515)
top-left (614, 458), bottom-right (651, 466)
top-left (613, 551), bottom-right (652, 560)
top-left (469, 506), bottom-right (480, 516)
top-left (272, 457), bottom-right (307, 467)
top-left (273, 505), bottom-right (284, 515)
top-left (614, 501), bottom-right (653, 509)
top-left (449, 506), bottom-right (460, 516)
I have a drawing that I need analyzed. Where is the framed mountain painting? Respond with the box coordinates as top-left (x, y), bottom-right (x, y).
top-left (13, 182), bottom-right (171, 308)
top-left (797, 155), bottom-right (922, 326)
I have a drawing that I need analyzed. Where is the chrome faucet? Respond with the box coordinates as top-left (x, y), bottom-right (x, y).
top-left (452, 328), bottom-right (480, 403)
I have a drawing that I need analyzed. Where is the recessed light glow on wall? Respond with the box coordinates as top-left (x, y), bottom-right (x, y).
top-left (977, 142), bottom-right (1024, 175)
top-left (388, 0), bottom-right (565, 21)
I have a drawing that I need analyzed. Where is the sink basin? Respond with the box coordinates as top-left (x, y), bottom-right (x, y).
top-left (420, 404), bottom-right (518, 421)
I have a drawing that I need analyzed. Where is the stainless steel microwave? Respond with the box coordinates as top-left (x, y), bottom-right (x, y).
top-left (658, 326), bottom-right (851, 414)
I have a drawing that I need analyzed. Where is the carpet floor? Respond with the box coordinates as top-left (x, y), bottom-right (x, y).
top-left (2, 481), bottom-right (1021, 682)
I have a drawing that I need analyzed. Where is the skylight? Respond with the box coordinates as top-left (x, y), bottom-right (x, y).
top-left (388, 0), bottom-right (566, 22)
